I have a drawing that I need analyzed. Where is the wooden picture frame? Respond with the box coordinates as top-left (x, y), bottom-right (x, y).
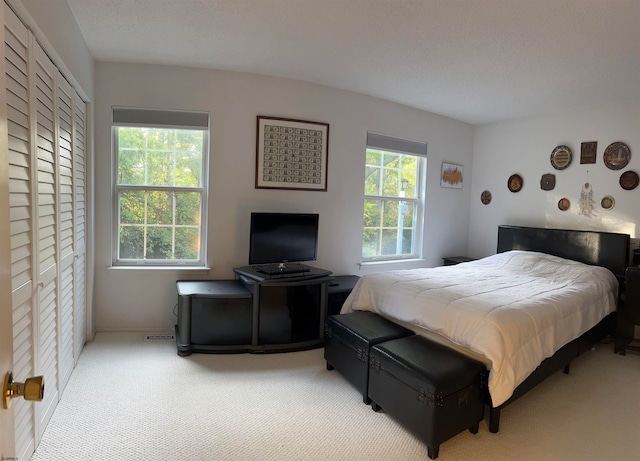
top-left (580, 141), bottom-right (597, 164)
top-left (256, 116), bottom-right (329, 191)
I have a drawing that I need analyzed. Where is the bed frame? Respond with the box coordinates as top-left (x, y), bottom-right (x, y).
top-left (487, 225), bottom-right (630, 432)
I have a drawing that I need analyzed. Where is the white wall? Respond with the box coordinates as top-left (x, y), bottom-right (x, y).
top-left (11, 0), bottom-right (94, 98)
top-left (468, 102), bottom-right (640, 257)
top-left (93, 62), bottom-right (474, 332)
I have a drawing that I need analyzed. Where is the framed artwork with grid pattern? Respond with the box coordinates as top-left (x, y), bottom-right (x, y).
top-left (256, 116), bottom-right (329, 191)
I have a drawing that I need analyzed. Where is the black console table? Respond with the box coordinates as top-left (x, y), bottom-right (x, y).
top-left (176, 265), bottom-right (334, 355)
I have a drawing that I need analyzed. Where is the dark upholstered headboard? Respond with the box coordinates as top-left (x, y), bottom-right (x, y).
top-left (497, 225), bottom-right (630, 277)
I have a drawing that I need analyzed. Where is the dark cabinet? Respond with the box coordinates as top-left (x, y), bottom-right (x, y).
top-left (442, 256), bottom-right (476, 266)
top-left (615, 267), bottom-right (640, 354)
top-left (327, 275), bottom-right (360, 316)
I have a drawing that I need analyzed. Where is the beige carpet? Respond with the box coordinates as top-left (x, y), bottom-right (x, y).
top-left (31, 333), bottom-right (640, 461)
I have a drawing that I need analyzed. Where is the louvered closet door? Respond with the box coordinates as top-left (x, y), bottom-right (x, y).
top-left (73, 93), bottom-right (87, 359)
top-left (5, 5), bottom-right (36, 460)
top-left (57, 72), bottom-right (74, 391)
top-left (34, 41), bottom-right (59, 436)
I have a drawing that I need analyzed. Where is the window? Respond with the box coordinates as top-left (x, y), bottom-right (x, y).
top-left (112, 108), bottom-right (209, 266)
top-left (363, 132), bottom-right (426, 261)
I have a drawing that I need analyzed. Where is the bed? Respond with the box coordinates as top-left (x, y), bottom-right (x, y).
top-left (342, 225), bottom-right (629, 432)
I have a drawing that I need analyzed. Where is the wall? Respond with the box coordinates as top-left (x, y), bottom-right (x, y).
top-left (93, 62), bottom-right (474, 332)
top-left (11, 0), bottom-right (94, 98)
top-left (468, 102), bottom-right (640, 258)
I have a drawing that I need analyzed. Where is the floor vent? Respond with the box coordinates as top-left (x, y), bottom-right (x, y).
top-left (144, 334), bottom-right (175, 341)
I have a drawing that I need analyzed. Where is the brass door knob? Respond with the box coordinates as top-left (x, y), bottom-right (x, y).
top-left (2, 372), bottom-right (44, 410)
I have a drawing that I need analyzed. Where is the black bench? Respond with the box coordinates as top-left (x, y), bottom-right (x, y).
top-left (369, 335), bottom-right (487, 459)
top-left (324, 311), bottom-right (414, 404)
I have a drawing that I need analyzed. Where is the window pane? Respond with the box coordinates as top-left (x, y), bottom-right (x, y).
top-left (147, 191), bottom-right (174, 225)
top-left (119, 226), bottom-right (144, 259)
top-left (401, 201), bottom-right (415, 227)
top-left (117, 127), bottom-right (203, 187)
top-left (382, 201), bottom-right (398, 227)
top-left (175, 228), bottom-right (199, 259)
top-left (366, 149), bottom-right (382, 166)
top-left (146, 128), bottom-right (174, 150)
top-left (363, 199), bottom-right (381, 227)
top-left (146, 227), bottom-right (173, 260)
top-left (381, 229), bottom-right (398, 255)
top-left (364, 166), bottom-right (381, 195)
top-left (147, 150), bottom-right (174, 187)
top-left (119, 190), bottom-right (144, 224)
top-left (362, 228), bottom-right (381, 257)
top-left (176, 192), bottom-right (201, 226)
top-left (118, 149), bottom-right (145, 185)
top-left (175, 150), bottom-right (202, 187)
top-left (402, 229), bottom-right (414, 254)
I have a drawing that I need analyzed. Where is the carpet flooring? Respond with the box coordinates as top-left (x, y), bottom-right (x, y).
top-left (31, 333), bottom-right (640, 461)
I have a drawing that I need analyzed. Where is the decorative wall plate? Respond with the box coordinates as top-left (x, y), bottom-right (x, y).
top-left (603, 142), bottom-right (630, 170)
top-left (600, 195), bottom-right (615, 210)
top-left (550, 145), bottom-right (572, 170)
top-left (619, 170), bottom-right (639, 190)
top-left (480, 190), bottom-right (492, 205)
top-left (558, 198), bottom-right (570, 211)
top-left (540, 173), bottom-right (556, 191)
top-left (508, 174), bottom-right (523, 192)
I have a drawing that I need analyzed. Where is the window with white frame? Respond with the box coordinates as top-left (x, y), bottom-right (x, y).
top-left (363, 132), bottom-right (426, 261)
top-left (112, 108), bottom-right (209, 266)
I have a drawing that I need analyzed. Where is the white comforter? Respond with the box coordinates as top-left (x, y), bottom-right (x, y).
top-left (341, 250), bottom-right (618, 406)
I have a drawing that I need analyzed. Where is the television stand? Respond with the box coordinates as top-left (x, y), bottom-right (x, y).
top-left (253, 262), bottom-right (310, 276)
top-left (176, 265), bottom-right (334, 355)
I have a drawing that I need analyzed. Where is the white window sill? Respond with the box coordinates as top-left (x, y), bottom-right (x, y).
top-left (109, 265), bottom-right (211, 272)
top-left (359, 258), bottom-right (424, 268)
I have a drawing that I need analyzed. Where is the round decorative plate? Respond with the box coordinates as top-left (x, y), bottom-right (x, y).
top-left (558, 198), bottom-right (570, 211)
top-left (508, 174), bottom-right (523, 192)
top-left (619, 170), bottom-right (639, 190)
top-left (600, 195), bottom-right (615, 210)
top-left (603, 142), bottom-right (631, 170)
top-left (480, 190), bottom-right (492, 205)
top-left (550, 145), bottom-right (572, 170)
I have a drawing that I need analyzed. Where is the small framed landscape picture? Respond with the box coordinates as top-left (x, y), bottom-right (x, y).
top-left (256, 116), bottom-right (329, 191)
top-left (441, 162), bottom-right (463, 189)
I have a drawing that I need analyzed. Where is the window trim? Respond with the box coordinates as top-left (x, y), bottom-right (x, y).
top-left (111, 107), bottom-right (210, 268)
top-left (363, 132), bottom-right (426, 263)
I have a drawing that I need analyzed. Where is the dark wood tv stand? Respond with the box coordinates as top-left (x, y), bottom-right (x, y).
top-left (175, 265), bottom-right (334, 355)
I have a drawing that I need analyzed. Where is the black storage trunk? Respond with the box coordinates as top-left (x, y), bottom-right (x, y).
top-left (369, 335), bottom-right (486, 460)
top-left (324, 312), bottom-right (414, 404)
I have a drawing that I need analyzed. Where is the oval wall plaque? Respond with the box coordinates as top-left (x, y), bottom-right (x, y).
top-left (480, 190), bottom-right (492, 205)
top-left (508, 174), bottom-right (523, 192)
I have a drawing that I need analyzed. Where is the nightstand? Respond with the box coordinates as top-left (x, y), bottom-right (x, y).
top-left (327, 275), bottom-right (360, 316)
top-left (442, 256), bottom-right (476, 266)
top-left (615, 267), bottom-right (640, 354)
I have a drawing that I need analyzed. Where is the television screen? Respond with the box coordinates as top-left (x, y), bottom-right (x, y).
top-left (249, 213), bottom-right (319, 265)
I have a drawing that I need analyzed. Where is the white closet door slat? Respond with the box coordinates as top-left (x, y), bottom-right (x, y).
top-left (34, 40), bottom-right (58, 437)
top-left (57, 72), bottom-right (74, 391)
top-left (5, 5), bottom-right (35, 460)
top-left (73, 94), bottom-right (87, 359)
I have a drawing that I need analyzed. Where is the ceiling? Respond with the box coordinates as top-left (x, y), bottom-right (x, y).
top-left (65, 0), bottom-right (640, 125)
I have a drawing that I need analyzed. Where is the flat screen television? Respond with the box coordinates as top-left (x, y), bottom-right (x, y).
top-left (249, 212), bottom-right (319, 267)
